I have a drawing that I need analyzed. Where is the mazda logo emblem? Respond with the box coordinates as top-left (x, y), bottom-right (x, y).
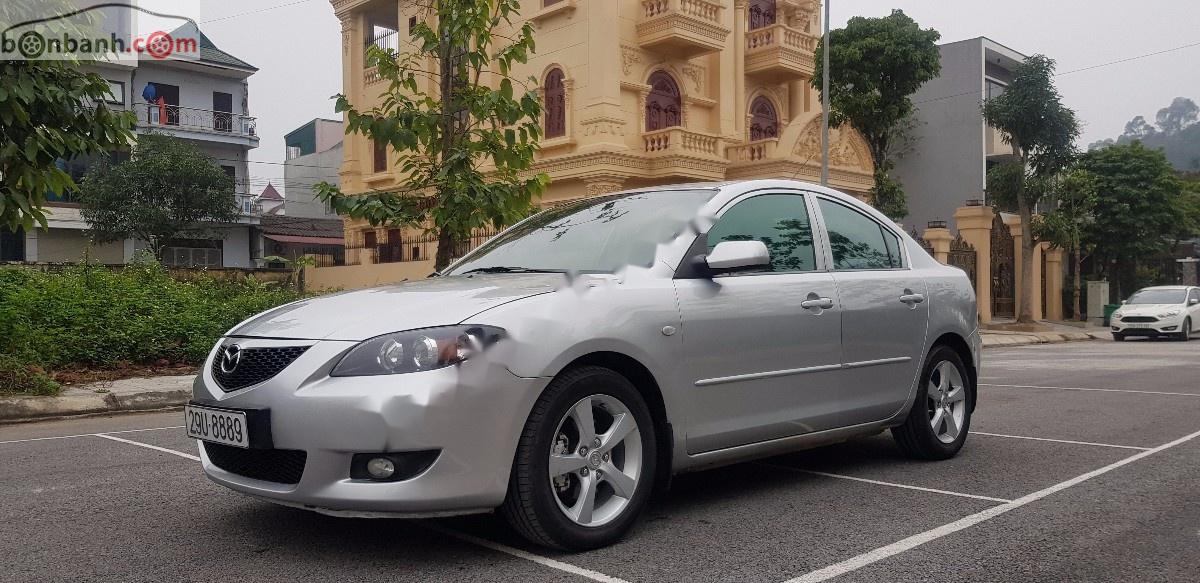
top-left (220, 344), bottom-right (242, 373)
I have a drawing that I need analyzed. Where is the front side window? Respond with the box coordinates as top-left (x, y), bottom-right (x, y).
top-left (818, 198), bottom-right (902, 270)
top-left (706, 194), bottom-right (816, 273)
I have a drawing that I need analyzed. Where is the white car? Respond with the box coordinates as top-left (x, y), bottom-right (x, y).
top-left (1111, 286), bottom-right (1200, 341)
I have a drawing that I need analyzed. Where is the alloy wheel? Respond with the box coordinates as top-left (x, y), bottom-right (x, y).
top-left (927, 360), bottom-right (967, 444)
top-left (548, 394), bottom-right (643, 527)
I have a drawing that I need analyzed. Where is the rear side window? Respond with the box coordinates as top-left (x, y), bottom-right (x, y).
top-left (817, 198), bottom-right (902, 270)
top-left (707, 193), bottom-right (816, 273)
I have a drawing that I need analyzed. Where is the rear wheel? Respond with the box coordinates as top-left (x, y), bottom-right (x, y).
top-left (892, 345), bottom-right (973, 460)
top-left (501, 366), bottom-right (656, 550)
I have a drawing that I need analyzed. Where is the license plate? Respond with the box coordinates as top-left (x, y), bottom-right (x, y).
top-left (1126, 323), bottom-right (1151, 329)
top-left (185, 405), bottom-right (249, 448)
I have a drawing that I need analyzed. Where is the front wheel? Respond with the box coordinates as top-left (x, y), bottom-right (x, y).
top-left (1180, 318), bottom-right (1192, 341)
top-left (1112, 333), bottom-right (1125, 342)
top-left (501, 366), bottom-right (657, 550)
top-left (892, 345), bottom-right (973, 460)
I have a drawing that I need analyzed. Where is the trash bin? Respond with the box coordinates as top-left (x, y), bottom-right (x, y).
top-left (1103, 304), bottom-right (1120, 327)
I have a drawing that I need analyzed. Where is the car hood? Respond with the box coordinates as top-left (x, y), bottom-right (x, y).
top-left (1117, 304), bottom-right (1183, 316)
top-left (229, 273), bottom-right (562, 341)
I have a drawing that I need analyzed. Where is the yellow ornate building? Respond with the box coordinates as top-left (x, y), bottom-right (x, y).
top-left (316, 0), bottom-right (875, 286)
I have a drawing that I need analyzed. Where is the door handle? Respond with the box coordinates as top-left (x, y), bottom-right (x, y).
top-left (801, 297), bottom-right (835, 310)
top-left (899, 293), bottom-right (925, 305)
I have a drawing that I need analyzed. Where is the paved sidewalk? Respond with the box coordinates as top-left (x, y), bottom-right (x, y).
top-left (0, 375), bottom-right (194, 423)
top-left (980, 320), bottom-right (1108, 347)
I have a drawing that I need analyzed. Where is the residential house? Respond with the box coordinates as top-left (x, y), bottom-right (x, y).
top-left (892, 37), bottom-right (1026, 232)
top-left (257, 183), bottom-right (286, 216)
top-left (252, 215), bottom-right (346, 268)
top-left (284, 118), bottom-right (345, 219)
top-left (328, 0), bottom-right (876, 273)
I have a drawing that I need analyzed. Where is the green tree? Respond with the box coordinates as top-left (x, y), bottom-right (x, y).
top-left (76, 134), bottom-right (238, 259)
top-left (812, 9), bottom-right (941, 220)
top-left (0, 2), bottom-right (135, 231)
top-left (315, 0), bottom-right (547, 271)
top-left (983, 55), bottom-right (1080, 323)
top-left (1077, 142), bottom-right (1183, 299)
top-left (1033, 170), bottom-right (1097, 320)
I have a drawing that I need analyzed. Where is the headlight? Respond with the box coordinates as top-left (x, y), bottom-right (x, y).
top-left (1157, 310), bottom-right (1181, 318)
top-left (331, 325), bottom-right (505, 376)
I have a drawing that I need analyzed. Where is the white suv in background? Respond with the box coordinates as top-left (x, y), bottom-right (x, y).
top-left (1111, 286), bottom-right (1200, 341)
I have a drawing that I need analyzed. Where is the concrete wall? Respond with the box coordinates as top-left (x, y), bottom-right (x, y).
top-left (304, 259), bottom-right (436, 291)
top-left (893, 39), bottom-right (987, 232)
top-left (133, 62), bottom-right (250, 116)
top-left (284, 143), bottom-right (343, 219)
top-left (220, 226), bottom-right (253, 268)
top-left (28, 228), bottom-right (125, 264)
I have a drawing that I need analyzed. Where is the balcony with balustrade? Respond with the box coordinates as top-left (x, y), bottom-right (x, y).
top-left (641, 127), bottom-right (727, 180)
top-left (636, 0), bottom-right (731, 60)
top-left (133, 102), bottom-right (259, 147)
top-left (744, 23), bottom-right (817, 81)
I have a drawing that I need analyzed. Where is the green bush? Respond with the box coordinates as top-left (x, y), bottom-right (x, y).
top-left (0, 261), bottom-right (304, 395)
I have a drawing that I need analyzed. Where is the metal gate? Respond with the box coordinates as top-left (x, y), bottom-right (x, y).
top-left (948, 234), bottom-right (977, 291)
top-left (991, 214), bottom-right (1015, 318)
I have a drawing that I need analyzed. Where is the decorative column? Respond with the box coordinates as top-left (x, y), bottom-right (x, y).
top-left (923, 224), bottom-right (952, 264)
top-left (954, 203), bottom-right (995, 324)
top-left (1005, 214), bottom-right (1023, 320)
top-left (338, 14), bottom-right (363, 192)
top-left (1030, 241), bottom-right (1046, 321)
top-left (579, 0), bottom-right (624, 150)
top-left (733, 0), bottom-right (747, 138)
top-left (1045, 246), bottom-right (1065, 321)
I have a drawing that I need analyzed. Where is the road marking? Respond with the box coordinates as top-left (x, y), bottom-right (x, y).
top-left (780, 427), bottom-right (1200, 583)
top-left (982, 383), bottom-right (1200, 397)
top-left (972, 431), bottom-right (1151, 451)
top-left (0, 425), bottom-right (184, 445)
top-left (425, 524), bottom-right (631, 583)
top-left (88, 436), bottom-right (630, 583)
top-left (94, 433), bottom-right (200, 461)
top-left (759, 464), bottom-right (1011, 504)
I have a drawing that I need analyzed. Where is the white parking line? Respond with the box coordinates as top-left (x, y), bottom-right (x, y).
top-left (425, 524), bottom-right (631, 583)
top-left (972, 431), bottom-right (1151, 451)
top-left (780, 427), bottom-right (1200, 583)
top-left (94, 433), bottom-right (200, 461)
top-left (981, 383), bottom-right (1200, 397)
top-left (760, 464), bottom-right (1011, 504)
top-left (0, 425), bottom-right (184, 445)
top-left (89, 435), bottom-right (628, 583)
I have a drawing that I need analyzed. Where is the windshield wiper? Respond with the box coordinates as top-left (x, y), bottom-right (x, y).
top-left (458, 266), bottom-right (566, 275)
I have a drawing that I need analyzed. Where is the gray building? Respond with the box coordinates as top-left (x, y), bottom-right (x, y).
top-left (283, 118), bottom-right (344, 219)
top-left (893, 37), bottom-right (1024, 233)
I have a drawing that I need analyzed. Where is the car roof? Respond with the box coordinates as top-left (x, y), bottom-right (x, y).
top-left (1139, 285), bottom-right (1191, 290)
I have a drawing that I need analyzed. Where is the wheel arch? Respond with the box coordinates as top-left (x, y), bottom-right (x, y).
top-left (929, 332), bottom-right (978, 411)
top-left (558, 351), bottom-right (675, 494)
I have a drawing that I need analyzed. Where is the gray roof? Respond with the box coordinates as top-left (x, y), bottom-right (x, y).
top-left (257, 216), bottom-right (345, 239)
top-left (167, 24), bottom-right (257, 72)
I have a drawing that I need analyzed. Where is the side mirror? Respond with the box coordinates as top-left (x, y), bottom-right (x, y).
top-left (1121, 299), bottom-right (1128, 305)
top-left (705, 240), bottom-right (770, 273)
top-left (1189, 298), bottom-right (1199, 306)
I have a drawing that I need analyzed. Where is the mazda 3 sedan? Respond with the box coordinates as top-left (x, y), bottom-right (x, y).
top-left (188, 179), bottom-right (981, 550)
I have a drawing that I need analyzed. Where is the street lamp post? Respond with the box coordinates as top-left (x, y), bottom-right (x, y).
top-left (821, 0), bottom-right (831, 186)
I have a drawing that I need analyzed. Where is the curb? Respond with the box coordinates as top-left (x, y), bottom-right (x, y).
top-left (981, 331), bottom-right (1103, 348)
top-left (0, 389), bottom-right (191, 424)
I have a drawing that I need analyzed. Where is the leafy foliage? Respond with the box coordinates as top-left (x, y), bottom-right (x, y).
top-left (315, 0), bottom-right (548, 270)
top-left (982, 54), bottom-right (1079, 322)
top-left (76, 134), bottom-right (239, 258)
top-left (1090, 97), bottom-right (1200, 171)
top-left (812, 9), bottom-right (941, 220)
top-left (1034, 170), bottom-right (1098, 319)
top-left (0, 261), bottom-right (304, 395)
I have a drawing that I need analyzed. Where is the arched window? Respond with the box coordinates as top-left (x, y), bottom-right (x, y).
top-left (748, 0), bottom-right (776, 30)
top-left (544, 68), bottom-right (566, 139)
top-left (749, 96), bottom-right (779, 141)
top-left (645, 71), bottom-right (682, 132)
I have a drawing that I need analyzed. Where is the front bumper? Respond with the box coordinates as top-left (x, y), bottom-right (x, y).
top-left (1111, 316), bottom-right (1184, 336)
top-left (192, 338), bottom-right (550, 516)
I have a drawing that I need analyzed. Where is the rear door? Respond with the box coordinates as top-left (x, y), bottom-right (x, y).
top-left (813, 197), bottom-right (929, 426)
top-left (675, 192), bottom-right (844, 453)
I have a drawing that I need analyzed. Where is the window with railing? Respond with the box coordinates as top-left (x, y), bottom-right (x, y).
top-left (367, 25), bottom-right (399, 52)
top-left (645, 71), bottom-right (682, 132)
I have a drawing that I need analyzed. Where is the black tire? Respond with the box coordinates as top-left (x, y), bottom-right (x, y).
top-left (1112, 333), bottom-right (1125, 342)
top-left (892, 345), bottom-right (973, 461)
top-left (1180, 318), bottom-right (1192, 341)
top-left (500, 365), bottom-right (657, 551)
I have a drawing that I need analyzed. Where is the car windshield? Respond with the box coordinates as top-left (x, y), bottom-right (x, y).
top-left (445, 190), bottom-right (716, 275)
top-left (1126, 289), bottom-right (1186, 304)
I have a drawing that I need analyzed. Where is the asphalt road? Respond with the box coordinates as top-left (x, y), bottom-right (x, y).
top-left (3, 337), bottom-right (1198, 582)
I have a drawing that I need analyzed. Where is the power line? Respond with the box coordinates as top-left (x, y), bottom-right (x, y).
top-left (199, 0), bottom-right (318, 25)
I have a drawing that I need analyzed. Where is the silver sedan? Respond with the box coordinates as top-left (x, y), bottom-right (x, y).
top-left (187, 179), bottom-right (981, 550)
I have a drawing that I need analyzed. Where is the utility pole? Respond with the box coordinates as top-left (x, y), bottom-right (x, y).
top-left (821, 0), bottom-right (831, 186)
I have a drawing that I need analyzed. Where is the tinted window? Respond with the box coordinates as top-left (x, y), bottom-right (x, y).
top-left (818, 199), bottom-right (900, 270)
top-left (1190, 289), bottom-right (1200, 302)
top-left (706, 194), bottom-right (816, 273)
top-left (446, 190), bottom-right (715, 275)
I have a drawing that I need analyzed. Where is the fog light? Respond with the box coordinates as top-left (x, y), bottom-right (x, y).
top-left (366, 457), bottom-right (395, 479)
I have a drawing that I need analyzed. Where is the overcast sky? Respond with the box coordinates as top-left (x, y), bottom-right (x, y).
top-left (194, 0), bottom-right (1200, 197)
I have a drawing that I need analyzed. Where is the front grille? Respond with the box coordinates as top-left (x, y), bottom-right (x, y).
top-left (1120, 316), bottom-right (1158, 323)
top-left (204, 442), bottom-right (307, 485)
top-left (211, 345), bottom-right (309, 392)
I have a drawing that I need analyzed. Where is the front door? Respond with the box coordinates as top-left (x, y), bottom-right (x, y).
top-left (814, 197), bottom-right (929, 426)
top-left (676, 192), bottom-right (844, 453)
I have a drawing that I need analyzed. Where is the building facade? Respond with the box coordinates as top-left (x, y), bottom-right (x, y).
top-left (284, 118), bottom-right (345, 219)
top-left (892, 37), bottom-right (1024, 233)
top-left (328, 0), bottom-right (875, 268)
top-left (12, 22), bottom-right (263, 268)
